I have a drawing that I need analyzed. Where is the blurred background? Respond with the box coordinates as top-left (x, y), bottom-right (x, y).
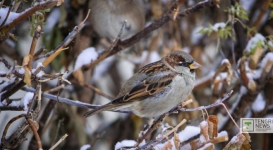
top-left (0, 0), bottom-right (273, 149)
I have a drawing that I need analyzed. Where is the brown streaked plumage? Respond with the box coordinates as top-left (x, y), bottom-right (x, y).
top-left (84, 50), bottom-right (201, 118)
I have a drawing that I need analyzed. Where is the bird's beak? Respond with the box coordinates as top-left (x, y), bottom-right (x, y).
top-left (189, 61), bottom-right (202, 69)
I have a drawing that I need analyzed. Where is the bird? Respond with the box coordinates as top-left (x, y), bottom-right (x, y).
top-left (89, 0), bottom-right (145, 40)
top-left (84, 50), bottom-right (201, 118)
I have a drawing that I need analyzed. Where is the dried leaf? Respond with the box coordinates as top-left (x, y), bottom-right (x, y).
top-left (150, 0), bottom-right (163, 19)
top-left (42, 47), bottom-right (68, 67)
top-left (198, 143), bottom-right (215, 150)
top-left (248, 79), bottom-right (257, 92)
top-left (249, 47), bottom-right (264, 69)
top-left (173, 132), bottom-right (180, 150)
top-left (190, 139), bottom-right (200, 150)
top-left (73, 69), bottom-right (84, 85)
top-left (163, 140), bottom-right (173, 150)
top-left (223, 133), bottom-right (247, 150)
top-left (57, 0), bottom-right (64, 6)
top-left (210, 131), bottom-right (229, 144)
top-left (242, 133), bottom-right (251, 150)
top-left (200, 121), bottom-right (209, 142)
top-left (208, 115), bottom-right (218, 139)
top-left (22, 54), bottom-right (32, 67)
top-left (24, 67), bottom-right (31, 87)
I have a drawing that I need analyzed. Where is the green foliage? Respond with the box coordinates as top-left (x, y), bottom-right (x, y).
top-left (199, 23), bottom-right (232, 39)
top-left (30, 7), bottom-right (50, 36)
top-left (226, 2), bottom-right (249, 21)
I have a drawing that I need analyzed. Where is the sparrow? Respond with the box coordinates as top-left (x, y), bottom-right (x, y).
top-left (89, 0), bottom-right (145, 40)
top-left (84, 51), bottom-right (201, 118)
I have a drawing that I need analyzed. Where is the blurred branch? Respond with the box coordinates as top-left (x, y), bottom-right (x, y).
top-left (0, 57), bottom-right (23, 78)
top-left (80, 0), bottom-right (221, 71)
top-left (0, 0), bottom-right (63, 42)
top-left (0, 10), bottom-right (90, 101)
top-left (83, 83), bottom-right (114, 100)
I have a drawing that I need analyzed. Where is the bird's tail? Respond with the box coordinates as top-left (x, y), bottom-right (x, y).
top-left (83, 102), bottom-right (117, 117)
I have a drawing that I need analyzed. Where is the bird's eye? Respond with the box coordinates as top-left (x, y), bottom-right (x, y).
top-left (178, 61), bottom-right (187, 66)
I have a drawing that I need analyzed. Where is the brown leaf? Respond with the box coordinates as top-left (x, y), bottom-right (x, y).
top-left (163, 140), bottom-right (173, 150)
top-left (150, 0), bottom-right (163, 20)
top-left (200, 121), bottom-right (209, 142)
top-left (22, 54), bottom-right (32, 67)
top-left (73, 69), bottom-right (84, 85)
top-left (223, 133), bottom-right (246, 150)
top-left (173, 132), bottom-right (180, 150)
top-left (209, 131), bottom-right (229, 144)
top-left (249, 46), bottom-right (264, 69)
top-left (23, 67), bottom-right (31, 87)
top-left (208, 115), bottom-right (218, 139)
top-left (199, 143), bottom-right (215, 150)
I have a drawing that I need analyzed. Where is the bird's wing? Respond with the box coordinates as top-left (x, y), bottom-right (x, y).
top-left (83, 72), bottom-right (177, 117)
top-left (112, 72), bottom-right (176, 104)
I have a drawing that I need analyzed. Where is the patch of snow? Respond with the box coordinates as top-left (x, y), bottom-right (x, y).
top-left (20, 92), bottom-right (34, 111)
top-left (9, 101), bottom-right (19, 107)
top-left (191, 26), bottom-right (204, 44)
top-left (153, 143), bottom-right (165, 150)
top-left (197, 143), bottom-right (214, 150)
top-left (32, 69), bottom-right (44, 78)
top-left (115, 140), bottom-right (136, 150)
top-left (251, 93), bottom-right (266, 112)
top-left (199, 135), bottom-right (207, 143)
top-left (178, 126), bottom-right (200, 142)
top-left (0, 8), bottom-right (20, 25)
top-left (217, 130), bottom-right (228, 138)
top-left (221, 59), bottom-right (229, 64)
top-left (93, 56), bottom-right (115, 82)
top-left (180, 143), bottom-right (191, 150)
top-left (74, 47), bottom-right (98, 70)
top-left (245, 33), bottom-right (266, 52)
top-left (0, 78), bottom-right (15, 92)
top-left (239, 86), bottom-right (247, 95)
top-left (139, 140), bottom-right (146, 147)
top-left (212, 22), bottom-right (226, 31)
top-left (200, 121), bottom-right (207, 128)
top-left (131, 51), bottom-right (161, 65)
top-left (260, 52), bottom-right (273, 68)
top-left (268, 41), bottom-right (273, 48)
top-left (36, 62), bottom-right (44, 69)
top-left (18, 68), bottom-right (25, 74)
top-left (80, 144), bottom-right (91, 150)
top-left (187, 0), bottom-right (195, 6)
top-left (44, 8), bottom-right (60, 33)
top-left (240, 0), bottom-right (255, 11)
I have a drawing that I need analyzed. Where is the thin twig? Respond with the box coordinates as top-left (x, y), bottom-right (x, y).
top-left (83, 83), bottom-right (114, 100)
top-left (0, 0), bottom-right (63, 40)
top-left (80, 0), bottom-right (220, 71)
top-left (26, 117), bottom-right (42, 150)
top-left (28, 25), bottom-right (42, 69)
top-left (0, 10), bottom-right (89, 101)
top-left (49, 134), bottom-right (68, 150)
